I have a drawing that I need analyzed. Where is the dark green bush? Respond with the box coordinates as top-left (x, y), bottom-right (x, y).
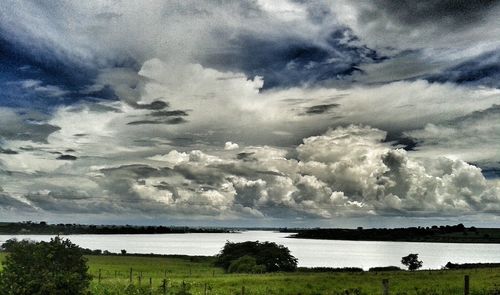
top-left (0, 236), bottom-right (91, 295)
top-left (368, 266), bottom-right (402, 272)
top-left (216, 241), bottom-right (297, 272)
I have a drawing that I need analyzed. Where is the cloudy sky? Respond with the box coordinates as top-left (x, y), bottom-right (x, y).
top-left (1, 0), bottom-right (499, 227)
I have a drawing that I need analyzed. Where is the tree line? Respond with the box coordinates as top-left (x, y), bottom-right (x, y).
top-left (287, 224), bottom-right (500, 243)
top-left (0, 221), bottom-right (233, 235)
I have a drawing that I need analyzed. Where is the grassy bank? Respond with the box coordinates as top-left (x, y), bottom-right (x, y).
top-left (1, 253), bottom-right (500, 294)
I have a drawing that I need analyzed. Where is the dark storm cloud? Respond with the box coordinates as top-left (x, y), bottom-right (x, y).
top-left (304, 103), bottom-right (340, 115)
top-left (6, 124), bottom-right (60, 143)
top-left (337, 0), bottom-right (500, 88)
top-left (164, 117), bottom-right (188, 125)
top-left (56, 154), bottom-right (77, 161)
top-left (427, 51), bottom-right (500, 88)
top-left (0, 148), bottom-right (18, 155)
top-left (0, 191), bottom-right (34, 211)
top-left (126, 117), bottom-right (187, 125)
top-left (0, 0), bottom-right (383, 110)
top-left (173, 165), bottom-right (227, 187)
top-left (127, 106), bottom-right (190, 126)
top-left (0, 109), bottom-right (60, 143)
top-left (133, 100), bottom-right (169, 110)
top-left (151, 110), bottom-right (189, 117)
top-left (481, 167), bottom-right (500, 179)
top-left (447, 104), bottom-right (500, 124)
top-left (237, 152), bottom-right (255, 161)
top-left (391, 137), bottom-right (418, 152)
top-left (126, 120), bottom-right (162, 125)
top-left (153, 181), bottom-right (175, 191)
top-left (0, 37), bottom-right (117, 111)
top-left (359, 0), bottom-right (500, 29)
top-left (100, 164), bottom-right (173, 179)
top-left (203, 28), bottom-right (386, 88)
top-left (24, 190), bottom-right (117, 214)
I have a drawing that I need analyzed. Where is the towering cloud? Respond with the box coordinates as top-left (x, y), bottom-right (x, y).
top-left (1, 125), bottom-right (498, 221)
top-left (0, 1), bottom-right (499, 225)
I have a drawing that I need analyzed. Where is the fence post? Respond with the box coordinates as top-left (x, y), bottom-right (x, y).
top-left (382, 279), bottom-right (389, 295)
top-left (162, 279), bottom-right (167, 295)
top-left (464, 275), bottom-right (470, 295)
top-left (98, 269), bottom-right (102, 283)
top-left (129, 268), bottom-right (133, 284)
top-left (138, 274), bottom-right (142, 286)
top-left (241, 286), bottom-right (245, 295)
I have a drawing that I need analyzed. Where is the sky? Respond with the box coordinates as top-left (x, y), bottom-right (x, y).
top-left (0, 0), bottom-right (500, 227)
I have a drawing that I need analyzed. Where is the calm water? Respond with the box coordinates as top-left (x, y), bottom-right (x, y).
top-left (1, 231), bottom-right (499, 269)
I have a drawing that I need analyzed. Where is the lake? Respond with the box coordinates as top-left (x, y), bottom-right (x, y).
top-left (1, 231), bottom-right (499, 270)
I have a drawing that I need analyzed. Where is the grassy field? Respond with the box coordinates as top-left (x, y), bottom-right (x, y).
top-left (1, 253), bottom-right (500, 294)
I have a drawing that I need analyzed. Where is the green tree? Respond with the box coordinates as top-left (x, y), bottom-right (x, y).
top-left (0, 237), bottom-right (91, 295)
top-left (216, 241), bottom-right (297, 272)
top-left (401, 253), bottom-right (423, 271)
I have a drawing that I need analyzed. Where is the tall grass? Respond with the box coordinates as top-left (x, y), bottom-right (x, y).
top-left (2, 253), bottom-right (500, 294)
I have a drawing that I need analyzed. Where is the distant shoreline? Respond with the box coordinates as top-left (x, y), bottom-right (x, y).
top-left (0, 221), bottom-right (239, 235)
top-left (286, 235), bottom-right (500, 244)
top-left (284, 224), bottom-right (500, 244)
top-left (3, 222), bottom-right (500, 244)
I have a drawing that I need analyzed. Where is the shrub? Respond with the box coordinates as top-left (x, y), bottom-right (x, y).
top-left (216, 241), bottom-right (297, 272)
top-left (0, 237), bottom-right (91, 295)
top-left (368, 266), bottom-right (402, 272)
top-left (401, 253), bottom-right (423, 271)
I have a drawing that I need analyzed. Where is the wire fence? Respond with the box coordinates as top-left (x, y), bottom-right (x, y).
top-left (91, 270), bottom-right (491, 295)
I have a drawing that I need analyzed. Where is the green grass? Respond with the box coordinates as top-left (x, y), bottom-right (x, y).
top-left (2, 253), bottom-right (500, 294)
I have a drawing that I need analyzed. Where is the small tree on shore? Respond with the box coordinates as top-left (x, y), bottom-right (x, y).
top-left (0, 237), bottom-right (91, 295)
top-left (401, 253), bottom-right (423, 271)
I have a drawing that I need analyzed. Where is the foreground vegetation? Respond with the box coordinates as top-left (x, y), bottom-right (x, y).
top-left (2, 252), bottom-right (500, 294)
top-left (0, 237), bottom-right (91, 294)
